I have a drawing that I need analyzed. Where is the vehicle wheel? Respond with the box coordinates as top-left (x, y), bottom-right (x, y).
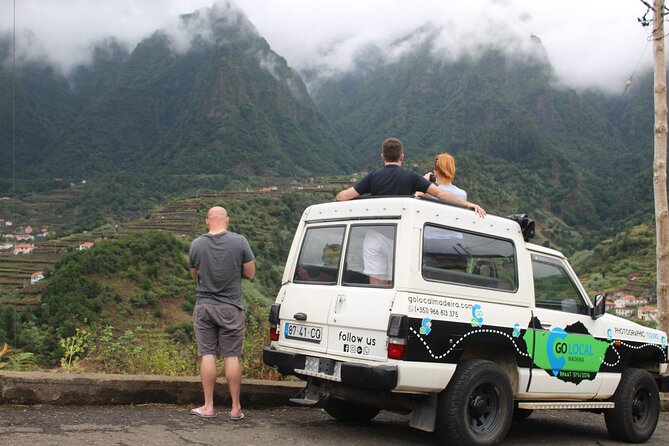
top-left (512, 407), bottom-right (533, 422)
top-left (437, 359), bottom-right (513, 446)
top-left (324, 397), bottom-right (380, 423)
top-left (604, 368), bottom-right (660, 443)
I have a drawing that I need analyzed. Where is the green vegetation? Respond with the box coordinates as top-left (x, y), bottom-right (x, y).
top-left (573, 219), bottom-right (657, 297)
top-left (59, 328), bottom-right (90, 372)
top-left (38, 231), bottom-right (191, 335)
top-left (0, 192), bottom-right (327, 378)
top-left (82, 324), bottom-right (198, 375)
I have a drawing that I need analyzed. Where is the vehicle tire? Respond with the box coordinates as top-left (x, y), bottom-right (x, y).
top-left (436, 359), bottom-right (513, 446)
top-left (604, 368), bottom-right (660, 443)
top-left (324, 397), bottom-right (380, 423)
top-left (512, 407), bottom-right (533, 422)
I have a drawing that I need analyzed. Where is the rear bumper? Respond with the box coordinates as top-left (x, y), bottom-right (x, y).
top-left (263, 347), bottom-right (398, 390)
top-left (263, 347), bottom-right (306, 372)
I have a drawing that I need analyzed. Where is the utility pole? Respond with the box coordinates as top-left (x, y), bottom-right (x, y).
top-left (652, 0), bottom-right (669, 335)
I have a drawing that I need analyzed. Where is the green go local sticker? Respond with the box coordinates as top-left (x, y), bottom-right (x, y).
top-left (523, 327), bottom-right (611, 384)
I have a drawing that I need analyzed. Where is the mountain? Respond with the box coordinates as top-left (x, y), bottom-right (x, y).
top-left (1, 7), bottom-right (665, 247)
top-left (312, 31), bottom-right (637, 169)
top-left (0, 3), bottom-right (354, 186)
top-left (309, 29), bottom-right (658, 230)
top-left (0, 37), bottom-right (129, 186)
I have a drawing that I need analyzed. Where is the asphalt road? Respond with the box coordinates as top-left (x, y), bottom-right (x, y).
top-left (0, 404), bottom-right (668, 446)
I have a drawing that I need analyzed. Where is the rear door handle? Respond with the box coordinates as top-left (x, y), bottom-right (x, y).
top-left (334, 295), bottom-right (345, 313)
top-left (294, 312), bottom-right (307, 321)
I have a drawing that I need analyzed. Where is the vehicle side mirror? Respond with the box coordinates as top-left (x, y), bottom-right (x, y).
top-left (591, 293), bottom-right (607, 319)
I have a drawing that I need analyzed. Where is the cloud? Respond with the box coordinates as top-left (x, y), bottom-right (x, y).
top-left (235, 0), bottom-right (655, 94)
top-left (0, 0), bottom-right (657, 94)
top-left (0, 0), bottom-right (216, 73)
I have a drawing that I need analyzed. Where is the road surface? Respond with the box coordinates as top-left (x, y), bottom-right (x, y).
top-left (1, 404), bottom-right (668, 445)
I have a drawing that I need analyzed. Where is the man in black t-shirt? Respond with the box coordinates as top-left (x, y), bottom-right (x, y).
top-left (336, 137), bottom-right (486, 217)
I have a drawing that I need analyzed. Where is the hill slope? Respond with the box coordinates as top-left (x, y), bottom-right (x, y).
top-left (0, 3), bottom-right (354, 187)
top-left (310, 30), bottom-right (656, 230)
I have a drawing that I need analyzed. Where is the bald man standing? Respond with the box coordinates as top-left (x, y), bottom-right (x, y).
top-left (188, 206), bottom-right (255, 420)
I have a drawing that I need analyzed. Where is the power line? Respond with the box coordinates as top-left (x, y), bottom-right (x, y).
top-left (614, 37), bottom-right (652, 114)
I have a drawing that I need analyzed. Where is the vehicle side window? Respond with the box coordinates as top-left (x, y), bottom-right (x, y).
top-left (294, 226), bottom-right (345, 285)
top-left (422, 225), bottom-right (517, 291)
top-left (532, 254), bottom-right (589, 315)
top-left (343, 225), bottom-right (396, 287)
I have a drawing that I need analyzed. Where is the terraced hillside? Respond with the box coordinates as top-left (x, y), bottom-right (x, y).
top-left (0, 184), bottom-right (337, 309)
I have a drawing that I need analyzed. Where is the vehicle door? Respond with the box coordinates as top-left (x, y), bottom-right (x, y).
top-left (277, 224), bottom-right (346, 354)
top-left (325, 223), bottom-right (398, 362)
top-left (525, 252), bottom-right (606, 397)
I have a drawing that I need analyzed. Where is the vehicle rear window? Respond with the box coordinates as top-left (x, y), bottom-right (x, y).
top-left (422, 224), bottom-right (517, 291)
top-left (343, 225), bottom-right (397, 287)
top-left (294, 226), bottom-right (345, 285)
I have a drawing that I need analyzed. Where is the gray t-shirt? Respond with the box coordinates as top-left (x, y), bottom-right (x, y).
top-left (189, 231), bottom-right (255, 309)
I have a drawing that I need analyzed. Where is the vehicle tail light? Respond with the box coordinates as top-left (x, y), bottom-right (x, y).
top-left (268, 303), bottom-right (281, 342)
top-left (388, 337), bottom-right (406, 360)
top-left (269, 325), bottom-right (279, 342)
top-left (387, 314), bottom-right (408, 360)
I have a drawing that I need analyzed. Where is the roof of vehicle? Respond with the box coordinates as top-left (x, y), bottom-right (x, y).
top-left (302, 196), bottom-right (531, 243)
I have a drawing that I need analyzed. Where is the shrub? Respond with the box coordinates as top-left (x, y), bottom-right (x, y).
top-left (60, 328), bottom-right (90, 372)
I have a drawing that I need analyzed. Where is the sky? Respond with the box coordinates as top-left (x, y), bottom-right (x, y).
top-left (0, 0), bottom-right (659, 94)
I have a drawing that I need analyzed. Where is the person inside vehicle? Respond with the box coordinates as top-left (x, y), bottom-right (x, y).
top-left (295, 243), bottom-right (341, 282)
top-left (362, 229), bottom-right (394, 285)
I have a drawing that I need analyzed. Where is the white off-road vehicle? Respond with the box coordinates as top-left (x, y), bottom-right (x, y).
top-left (263, 196), bottom-right (668, 445)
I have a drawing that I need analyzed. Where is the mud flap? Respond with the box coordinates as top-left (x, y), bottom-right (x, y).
top-left (409, 393), bottom-right (438, 432)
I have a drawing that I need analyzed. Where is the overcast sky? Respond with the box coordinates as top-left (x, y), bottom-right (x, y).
top-left (0, 0), bottom-right (658, 94)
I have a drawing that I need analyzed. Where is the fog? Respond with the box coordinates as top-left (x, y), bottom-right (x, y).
top-left (0, 0), bottom-right (657, 94)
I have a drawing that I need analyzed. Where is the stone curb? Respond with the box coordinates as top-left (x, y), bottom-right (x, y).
top-left (0, 371), bottom-right (304, 406)
top-left (0, 371), bottom-right (667, 411)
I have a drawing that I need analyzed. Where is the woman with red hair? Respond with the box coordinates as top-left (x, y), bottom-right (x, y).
top-left (425, 152), bottom-right (467, 201)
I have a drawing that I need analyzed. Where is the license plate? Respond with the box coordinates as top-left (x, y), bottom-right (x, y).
top-left (284, 322), bottom-right (322, 343)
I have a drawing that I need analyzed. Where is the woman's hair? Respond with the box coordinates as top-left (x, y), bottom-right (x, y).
top-left (434, 152), bottom-right (456, 181)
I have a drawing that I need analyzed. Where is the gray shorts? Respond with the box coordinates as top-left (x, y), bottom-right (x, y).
top-left (192, 303), bottom-right (245, 357)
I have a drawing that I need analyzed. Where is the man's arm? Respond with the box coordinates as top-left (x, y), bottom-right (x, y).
top-left (190, 267), bottom-right (198, 281)
top-left (242, 260), bottom-right (256, 280)
top-left (336, 187), bottom-right (360, 201)
top-left (426, 184), bottom-right (486, 217)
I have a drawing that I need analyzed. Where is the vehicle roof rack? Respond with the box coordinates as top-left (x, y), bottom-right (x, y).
top-left (507, 214), bottom-right (535, 242)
